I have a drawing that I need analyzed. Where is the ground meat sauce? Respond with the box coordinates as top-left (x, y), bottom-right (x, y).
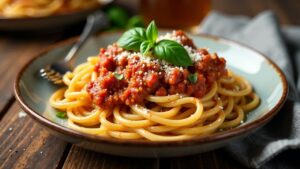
top-left (87, 30), bottom-right (227, 108)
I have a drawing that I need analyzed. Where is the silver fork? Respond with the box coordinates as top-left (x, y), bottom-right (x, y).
top-left (40, 11), bottom-right (108, 85)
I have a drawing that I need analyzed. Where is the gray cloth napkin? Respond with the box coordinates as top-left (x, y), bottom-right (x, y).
top-left (200, 11), bottom-right (300, 169)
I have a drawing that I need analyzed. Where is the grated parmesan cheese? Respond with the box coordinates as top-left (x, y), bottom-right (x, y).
top-left (158, 31), bottom-right (203, 62)
top-left (157, 30), bottom-right (182, 44)
top-left (114, 31), bottom-right (206, 74)
top-left (184, 45), bottom-right (202, 62)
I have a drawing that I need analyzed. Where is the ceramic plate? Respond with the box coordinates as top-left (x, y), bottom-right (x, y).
top-left (14, 32), bottom-right (288, 157)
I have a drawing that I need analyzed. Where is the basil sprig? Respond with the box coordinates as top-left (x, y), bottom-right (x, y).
top-left (118, 27), bottom-right (147, 51)
top-left (146, 21), bottom-right (158, 44)
top-left (140, 40), bottom-right (153, 54)
top-left (117, 21), bottom-right (192, 66)
top-left (154, 40), bottom-right (192, 66)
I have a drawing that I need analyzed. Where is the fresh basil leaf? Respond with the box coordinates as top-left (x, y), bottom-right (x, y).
top-left (114, 73), bottom-right (124, 80)
top-left (146, 21), bottom-right (158, 43)
top-left (140, 41), bottom-right (154, 54)
top-left (117, 28), bottom-right (147, 51)
top-left (56, 111), bottom-right (67, 119)
top-left (153, 40), bottom-right (193, 66)
top-left (188, 73), bottom-right (198, 84)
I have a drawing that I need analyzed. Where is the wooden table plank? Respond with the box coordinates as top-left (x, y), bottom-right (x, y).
top-left (62, 146), bottom-right (247, 169)
top-left (0, 36), bottom-right (59, 116)
top-left (168, 150), bottom-right (247, 169)
top-left (0, 102), bottom-right (69, 169)
top-left (63, 146), bottom-right (159, 169)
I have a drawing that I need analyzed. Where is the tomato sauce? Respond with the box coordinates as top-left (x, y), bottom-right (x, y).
top-left (87, 31), bottom-right (227, 108)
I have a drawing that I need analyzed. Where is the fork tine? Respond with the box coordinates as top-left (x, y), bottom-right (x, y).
top-left (40, 67), bottom-right (64, 85)
top-left (39, 11), bottom-right (108, 85)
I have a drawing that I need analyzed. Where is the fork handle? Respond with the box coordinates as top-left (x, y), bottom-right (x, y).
top-left (64, 11), bottom-right (109, 67)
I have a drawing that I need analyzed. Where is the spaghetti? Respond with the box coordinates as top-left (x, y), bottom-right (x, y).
top-left (0, 0), bottom-right (100, 18)
top-left (50, 30), bottom-right (259, 141)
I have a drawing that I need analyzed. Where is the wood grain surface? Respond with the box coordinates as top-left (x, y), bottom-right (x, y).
top-left (0, 0), bottom-right (299, 169)
top-left (0, 37), bottom-right (59, 116)
top-left (0, 102), bottom-right (69, 169)
top-left (63, 146), bottom-right (245, 169)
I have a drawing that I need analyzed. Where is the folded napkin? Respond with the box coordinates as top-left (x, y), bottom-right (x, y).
top-left (200, 11), bottom-right (300, 169)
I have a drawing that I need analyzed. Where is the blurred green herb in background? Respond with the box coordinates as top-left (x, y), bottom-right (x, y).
top-left (104, 6), bottom-right (145, 30)
top-left (127, 16), bottom-right (145, 28)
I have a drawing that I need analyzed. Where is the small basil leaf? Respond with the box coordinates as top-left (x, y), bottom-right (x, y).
top-left (140, 41), bottom-right (154, 54)
top-left (114, 73), bottom-right (124, 80)
top-left (188, 73), bottom-right (198, 84)
top-left (153, 40), bottom-right (193, 66)
top-left (56, 111), bottom-right (67, 119)
top-left (117, 28), bottom-right (147, 51)
top-left (146, 21), bottom-right (158, 43)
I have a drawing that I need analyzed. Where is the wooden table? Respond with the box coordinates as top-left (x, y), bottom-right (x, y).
top-left (0, 1), bottom-right (299, 168)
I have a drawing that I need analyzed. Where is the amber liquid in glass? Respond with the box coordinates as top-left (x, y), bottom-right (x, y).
top-left (140, 0), bottom-right (211, 29)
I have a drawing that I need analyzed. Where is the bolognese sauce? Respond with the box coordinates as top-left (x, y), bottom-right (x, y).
top-left (87, 30), bottom-right (227, 108)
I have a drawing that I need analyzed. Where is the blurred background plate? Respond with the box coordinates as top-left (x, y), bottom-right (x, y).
top-left (0, 0), bottom-right (113, 31)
